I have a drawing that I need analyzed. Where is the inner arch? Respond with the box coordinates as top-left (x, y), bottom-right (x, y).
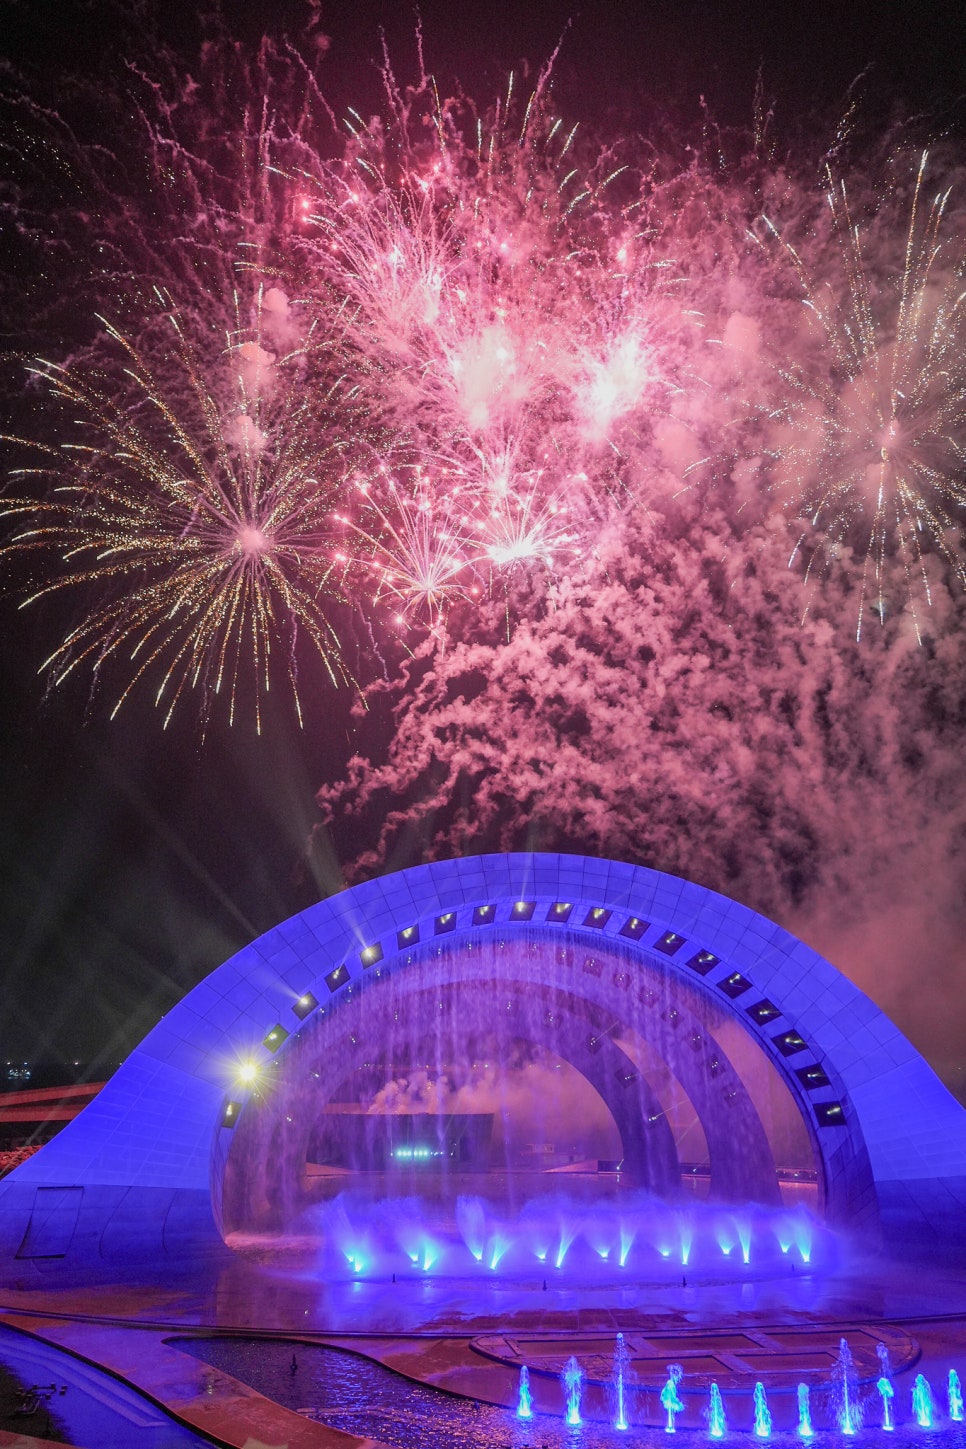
top-left (221, 929), bottom-right (819, 1235)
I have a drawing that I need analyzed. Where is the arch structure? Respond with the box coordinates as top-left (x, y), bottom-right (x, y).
top-left (2, 853), bottom-right (966, 1273)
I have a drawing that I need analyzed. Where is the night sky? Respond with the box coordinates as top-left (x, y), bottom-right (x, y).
top-left (1, 0), bottom-right (965, 1084)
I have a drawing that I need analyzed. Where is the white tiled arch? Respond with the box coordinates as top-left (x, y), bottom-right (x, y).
top-left (3, 853), bottom-right (966, 1261)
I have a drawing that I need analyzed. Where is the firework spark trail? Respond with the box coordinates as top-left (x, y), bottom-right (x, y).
top-left (298, 63), bottom-right (687, 596)
top-left (3, 37), bottom-right (966, 726)
top-left (761, 151), bottom-right (966, 638)
top-left (3, 289), bottom-right (350, 728)
top-left (333, 463), bottom-right (480, 626)
top-left (0, 39), bottom-right (736, 725)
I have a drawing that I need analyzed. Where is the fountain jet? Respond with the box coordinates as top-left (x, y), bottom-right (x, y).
top-left (753, 1382), bottom-right (772, 1438)
top-left (562, 1355), bottom-right (583, 1427)
top-left (662, 1363), bottom-right (684, 1433)
top-left (913, 1373), bottom-right (935, 1429)
top-left (517, 1364), bottom-right (533, 1420)
top-left (709, 1382), bottom-right (726, 1438)
top-left (613, 1332), bottom-right (631, 1431)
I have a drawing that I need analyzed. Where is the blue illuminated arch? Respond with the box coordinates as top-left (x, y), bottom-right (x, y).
top-left (2, 853), bottom-right (965, 1268)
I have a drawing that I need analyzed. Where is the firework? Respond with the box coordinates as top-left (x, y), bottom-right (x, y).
top-left (333, 463), bottom-right (479, 626)
top-left (297, 60), bottom-right (683, 580)
top-left (2, 47), bottom-right (693, 722)
top-left (3, 290), bottom-right (349, 728)
top-left (762, 152), bottom-right (966, 636)
top-left (4, 33), bottom-right (966, 731)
